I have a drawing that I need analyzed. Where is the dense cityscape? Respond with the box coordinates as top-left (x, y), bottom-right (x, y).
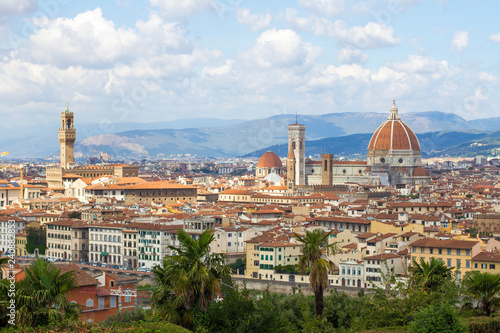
top-left (1, 100), bottom-right (500, 332)
top-left (3, 1), bottom-right (500, 332)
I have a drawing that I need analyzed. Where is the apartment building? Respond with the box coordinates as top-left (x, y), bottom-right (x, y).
top-left (0, 216), bottom-right (26, 253)
top-left (258, 240), bottom-right (302, 280)
top-left (46, 219), bottom-right (85, 260)
top-left (410, 238), bottom-right (481, 280)
top-left (471, 251), bottom-right (500, 274)
top-left (89, 224), bottom-right (124, 265)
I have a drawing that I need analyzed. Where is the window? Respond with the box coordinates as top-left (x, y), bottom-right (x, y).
top-left (86, 299), bottom-right (94, 308)
top-left (490, 264), bottom-right (496, 270)
top-left (457, 249), bottom-right (461, 256)
top-left (421, 248), bottom-right (425, 254)
top-left (456, 259), bottom-right (461, 268)
top-left (110, 296), bottom-right (116, 308)
top-left (447, 259), bottom-right (452, 267)
top-left (482, 263), bottom-right (487, 269)
top-left (412, 247), bottom-right (416, 253)
top-left (98, 298), bottom-right (104, 309)
top-left (438, 249), bottom-right (442, 255)
top-left (466, 260), bottom-right (470, 268)
top-left (466, 250), bottom-right (470, 256)
top-left (430, 248), bottom-right (433, 254)
top-left (474, 263), bottom-right (478, 269)
top-left (447, 249), bottom-right (451, 255)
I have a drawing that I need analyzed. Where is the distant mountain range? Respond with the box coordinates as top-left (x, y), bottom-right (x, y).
top-left (3, 111), bottom-right (500, 159)
top-left (245, 131), bottom-right (491, 159)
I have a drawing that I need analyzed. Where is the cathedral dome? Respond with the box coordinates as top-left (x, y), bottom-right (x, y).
top-left (368, 100), bottom-right (420, 152)
top-left (257, 151), bottom-right (282, 168)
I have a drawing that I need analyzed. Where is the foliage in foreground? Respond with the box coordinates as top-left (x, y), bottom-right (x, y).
top-left (0, 258), bottom-right (79, 327)
top-left (1, 319), bottom-right (191, 333)
top-left (150, 228), bottom-right (230, 329)
top-left (408, 303), bottom-right (467, 333)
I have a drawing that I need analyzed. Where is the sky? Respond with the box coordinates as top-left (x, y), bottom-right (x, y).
top-left (1, 0), bottom-right (500, 137)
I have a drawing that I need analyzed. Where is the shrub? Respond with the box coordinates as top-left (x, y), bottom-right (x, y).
top-left (465, 316), bottom-right (500, 333)
top-left (409, 303), bottom-right (467, 333)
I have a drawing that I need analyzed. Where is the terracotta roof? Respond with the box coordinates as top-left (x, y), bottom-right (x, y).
top-left (58, 264), bottom-right (98, 287)
top-left (368, 104), bottom-right (420, 152)
top-left (363, 253), bottom-right (400, 260)
top-left (472, 251), bottom-right (500, 262)
top-left (257, 151), bottom-right (282, 169)
top-left (410, 238), bottom-right (479, 250)
top-left (413, 167), bottom-right (429, 177)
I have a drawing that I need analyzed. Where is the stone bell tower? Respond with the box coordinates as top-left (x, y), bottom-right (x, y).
top-left (58, 104), bottom-right (76, 168)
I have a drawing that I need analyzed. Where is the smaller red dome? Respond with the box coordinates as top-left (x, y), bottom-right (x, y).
top-left (257, 151), bottom-right (282, 168)
top-left (413, 166), bottom-right (429, 177)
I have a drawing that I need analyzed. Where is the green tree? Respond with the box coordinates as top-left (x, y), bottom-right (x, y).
top-left (151, 228), bottom-right (230, 328)
top-left (0, 258), bottom-right (79, 327)
top-left (409, 303), bottom-right (467, 333)
top-left (25, 227), bottom-right (47, 255)
top-left (294, 229), bottom-right (338, 317)
top-left (462, 271), bottom-right (500, 316)
top-left (409, 257), bottom-right (453, 291)
top-left (68, 211), bottom-right (82, 219)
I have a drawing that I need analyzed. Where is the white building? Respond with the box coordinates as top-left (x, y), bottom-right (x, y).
top-left (89, 224), bottom-right (124, 266)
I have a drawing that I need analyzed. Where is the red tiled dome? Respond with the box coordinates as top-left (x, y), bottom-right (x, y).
top-left (413, 166), bottom-right (429, 177)
top-left (368, 101), bottom-right (420, 152)
top-left (257, 151), bottom-right (282, 168)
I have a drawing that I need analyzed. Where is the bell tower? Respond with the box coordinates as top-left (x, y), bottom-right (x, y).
top-left (58, 104), bottom-right (76, 168)
top-left (288, 121), bottom-right (306, 186)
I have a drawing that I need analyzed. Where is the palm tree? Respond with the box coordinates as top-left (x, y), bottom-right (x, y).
top-left (151, 228), bottom-right (230, 328)
top-left (409, 257), bottom-right (453, 291)
top-left (295, 229), bottom-right (338, 317)
top-left (3, 258), bottom-right (79, 326)
top-left (462, 271), bottom-right (500, 316)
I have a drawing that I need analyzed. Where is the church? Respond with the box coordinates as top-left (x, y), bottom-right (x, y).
top-left (285, 100), bottom-right (430, 190)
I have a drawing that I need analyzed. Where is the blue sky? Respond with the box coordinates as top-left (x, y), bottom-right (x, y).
top-left (1, 0), bottom-right (500, 137)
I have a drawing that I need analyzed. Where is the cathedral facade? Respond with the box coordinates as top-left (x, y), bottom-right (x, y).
top-left (286, 100), bottom-right (430, 189)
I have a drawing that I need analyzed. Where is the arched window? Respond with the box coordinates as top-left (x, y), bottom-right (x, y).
top-left (324, 160), bottom-right (328, 172)
top-left (86, 299), bottom-right (94, 307)
top-left (66, 119), bottom-right (71, 129)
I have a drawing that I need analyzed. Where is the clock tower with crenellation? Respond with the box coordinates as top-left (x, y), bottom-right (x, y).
top-left (58, 104), bottom-right (76, 168)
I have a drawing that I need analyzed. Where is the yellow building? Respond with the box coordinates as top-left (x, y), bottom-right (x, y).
top-left (471, 251), bottom-right (500, 274)
top-left (244, 237), bottom-right (262, 278)
top-left (370, 220), bottom-right (424, 234)
top-left (15, 232), bottom-right (27, 257)
top-left (410, 238), bottom-right (481, 279)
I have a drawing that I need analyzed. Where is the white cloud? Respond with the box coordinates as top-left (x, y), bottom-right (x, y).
top-left (478, 71), bottom-right (499, 83)
top-left (22, 9), bottom-right (197, 70)
top-left (489, 33), bottom-right (500, 43)
top-left (337, 21), bottom-right (401, 49)
top-left (451, 30), bottom-right (469, 52)
top-left (283, 8), bottom-right (401, 49)
top-left (149, 0), bottom-right (211, 20)
top-left (26, 8), bottom-right (138, 68)
top-left (0, 0), bottom-right (37, 16)
top-left (389, 55), bottom-right (449, 75)
top-left (239, 29), bottom-right (321, 69)
top-left (337, 46), bottom-right (369, 64)
top-left (298, 0), bottom-right (345, 17)
top-left (235, 8), bottom-right (272, 31)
